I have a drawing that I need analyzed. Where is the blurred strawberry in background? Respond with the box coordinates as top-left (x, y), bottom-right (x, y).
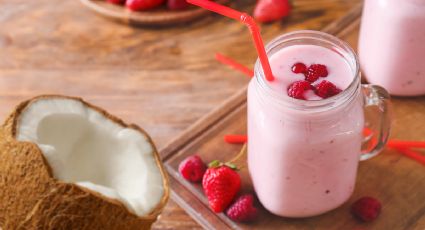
top-left (107, 0), bottom-right (292, 22)
top-left (108, 0), bottom-right (190, 11)
top-left (168, 0), bottom-right (190, 10)
top-left (107, 0), bottom-right (126, 4)
top-left (126, 0), bottom-right (166, 10)
top-left (254, 0), bottom-right (291, 23)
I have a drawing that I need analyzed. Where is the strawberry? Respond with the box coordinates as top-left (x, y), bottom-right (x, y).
top-left (179, 155), bottom-right (207, 183)
top-left (126, 0), bottom-right (165, 11)
top-left (202, 161), bottom-right (241, 213)
top-left (351, 197), bottom-right (382, 222)
top-left (226, 194), bottom-right (258, 222)
top-left (253, 0), bottom-right (291, 23)
top-left (167, 0), bottom-right (190, 10)
top-left (107, 0), bottom-right (125, 5)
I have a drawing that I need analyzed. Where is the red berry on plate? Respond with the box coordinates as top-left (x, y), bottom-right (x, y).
top-left (107, 0), bottom-right (125, 5)
top-left (287, 80), bottom-right (312, 100)
top-left (226, 194), bottom-right (258, 222)
top-left (253, 0), bottom-right (291, 23)
top-left (167, 0), bottom-right (190, 10)
top-left (203, 161), bottom-right (241, 213)
top-left (351, 197), bottom-right (382, 222)
top-left (179, 155), bottom-right (207, 183)
top-left (314, 80), bottom-right (342, 98)
top-left (292, 62), bottom-right (307, 74)
top-left (126, 0), bottom-right (165, 11)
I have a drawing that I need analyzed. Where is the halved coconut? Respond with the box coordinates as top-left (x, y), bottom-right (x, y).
top-left (0, 95), bottom-right (169, 229)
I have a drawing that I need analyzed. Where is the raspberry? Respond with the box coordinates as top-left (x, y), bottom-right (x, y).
top-left (351, 197), bottom-right (382, 222)
top-left (226, 194), bottom-right (258, 222)
top-left (305, 71), bottom-right (320, 82)
top-left (291, 63), bottom-right (307, 74)
top-left (308, 64), bottom-right (328, 78)
top-left (287, 80), bottom-right (312, 100)
top-left (179, 155), bottom-right (207, 183)
top-left (314, 80), bottom-right (342, 98)
top-left (306, 64), bottom-right (328, 82)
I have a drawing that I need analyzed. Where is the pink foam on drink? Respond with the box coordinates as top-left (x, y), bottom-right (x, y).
top-left (267, 45), bottom-right (353, 100)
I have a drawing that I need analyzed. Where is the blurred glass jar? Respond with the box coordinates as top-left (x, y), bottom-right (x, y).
top-left (358, 0), bottom-right (425, 96)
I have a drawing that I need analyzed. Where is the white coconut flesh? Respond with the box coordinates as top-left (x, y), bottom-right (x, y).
top-left (15, 98), bottom-right (164, 216)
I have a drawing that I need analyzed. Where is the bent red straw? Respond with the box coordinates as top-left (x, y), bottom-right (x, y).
top-left (215, 53), bottom-right (254, 77)
top-left (187, 0), bottom-right (274, 81)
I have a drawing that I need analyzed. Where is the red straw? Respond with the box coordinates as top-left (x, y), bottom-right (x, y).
top-left (215, 53), bottom-right (254, 77)
top-left (387, 140), bottom-right (425, 149)
top-left (224, 134), bottom-right (248, 144)
top-left (394, 148), bottom-right (425, 166)
top-left (224, 132), bottom-right (377, 145)
top-left (363, 127), bottom-right (373, 136)
top-left (362, 128), bottom-right (425, 150)
top-left (224, 134), bottom-right (425, 150)
top-left (187, 0), bottom-right (274, 81)
top-left (223, 134), bottom-right (425, 166)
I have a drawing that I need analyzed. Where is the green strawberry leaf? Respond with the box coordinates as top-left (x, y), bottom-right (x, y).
top-left (224, 162), bottom-right (238, 170)
top-left (208, 160), bottom-right (222, 168)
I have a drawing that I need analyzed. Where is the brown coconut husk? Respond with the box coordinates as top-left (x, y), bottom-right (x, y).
top-left (0, 95), bottom-right (169, 230)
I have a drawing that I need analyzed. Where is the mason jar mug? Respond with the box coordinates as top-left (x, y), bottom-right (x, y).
top-left (247, 31), bottom-right (392, 217)
top-left (359, 0), bottom-right (425, 96)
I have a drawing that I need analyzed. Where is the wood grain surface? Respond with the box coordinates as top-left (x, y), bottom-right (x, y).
top-left (0, 0), bottom-right (362, 228)
top-left (166, 19), bottom-right (425, 230)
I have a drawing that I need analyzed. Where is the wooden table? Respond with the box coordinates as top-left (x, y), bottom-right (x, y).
top-left (0, 0), bottom-right (363, 228)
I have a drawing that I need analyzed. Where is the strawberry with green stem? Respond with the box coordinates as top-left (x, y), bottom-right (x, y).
top-left (202, 145), bottom-right (247, 213)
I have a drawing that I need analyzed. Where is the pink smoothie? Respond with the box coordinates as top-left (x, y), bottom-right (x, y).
top-left (267, 45), bottom-right (353, 100)
top-left (248, 44), bottom-right (364, 217)
top-left (359, 0), bottom-right (425, 96)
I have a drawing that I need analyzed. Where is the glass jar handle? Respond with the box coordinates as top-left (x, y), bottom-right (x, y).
top-left (361, 84), bottom-right (392, 161)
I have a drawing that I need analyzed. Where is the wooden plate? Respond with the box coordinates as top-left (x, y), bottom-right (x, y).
top-left (80, 0), bottom-right (228, 26)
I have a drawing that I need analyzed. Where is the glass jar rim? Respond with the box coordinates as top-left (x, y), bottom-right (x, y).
top-left (254, 30), bottom-right (361, 112)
